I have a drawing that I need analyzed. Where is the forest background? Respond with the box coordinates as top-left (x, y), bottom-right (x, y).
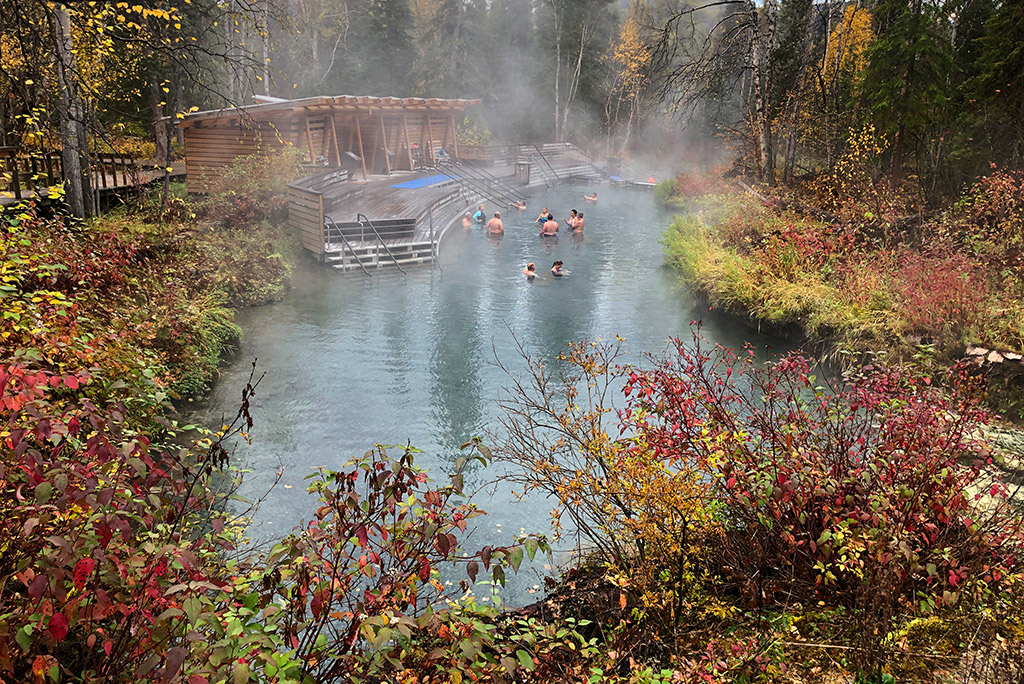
top-left (2, 0), bottom-right (1021, 206)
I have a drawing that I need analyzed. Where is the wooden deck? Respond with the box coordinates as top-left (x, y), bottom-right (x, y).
top-left (0, 163), bottom-right (188, 208)
top-left (288, 147), bottom-right (608, 273)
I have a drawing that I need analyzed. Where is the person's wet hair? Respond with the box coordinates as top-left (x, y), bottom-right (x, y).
top-left (577, 212), bottom-right (583, 218)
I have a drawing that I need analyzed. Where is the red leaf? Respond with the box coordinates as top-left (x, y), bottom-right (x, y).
top-left (28, 574), bottom-right (47, 602)
top-left (73, 557), bottom-right (96, 591)
top-left (64, 375), bottom-right (79, 390)
top-left (353, 524), bottom-right (368, 547)
top-left (48, 612), bottom-right (69, 642)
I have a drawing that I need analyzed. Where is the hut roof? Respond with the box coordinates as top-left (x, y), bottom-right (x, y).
top-left (175, 95), bottom-right (481, 128)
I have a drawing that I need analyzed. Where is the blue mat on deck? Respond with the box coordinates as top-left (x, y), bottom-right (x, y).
top-left (608, 175), bottom-right (624, 181)
top-left (390, 174), bottom-right (458, 189)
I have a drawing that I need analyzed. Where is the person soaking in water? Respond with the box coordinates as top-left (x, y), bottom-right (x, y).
top-left (486, 211), bottom-right (504, 235)
top-left (540, 214), bottom-right (559, 236)
top-left (522, 262), bottom-right (537, 280)
top-left (551, 260), bottom-right (566, 276)
top-left (583, 191), bottom-right (597, 201)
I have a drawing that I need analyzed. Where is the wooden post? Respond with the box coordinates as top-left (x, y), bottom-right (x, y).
top-left (449, 114), bottom-right (459, 160)
top-left (9, 154), bottom-right (21, 200)
top-left (379, 113), bottom-right (391, 175)
top-left (329, 114), bottom-right (341, 166)
top-left (424, 114), bottom-right (434, 163)
top-left (319, 117), bottom-right (330, 161)
top-left (402, 114), bottom-right (414, 171)
top-left (441, 115), bottom-right (449, 154)
top-left (354, 115), bottom-right (367, 180)
top-left (367, 116), bottom-right (379, 174)
top-left (304, 116), bottom-right (316, 163)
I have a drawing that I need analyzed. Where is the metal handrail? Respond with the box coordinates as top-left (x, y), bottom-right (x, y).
top-left (450, 159), bottom-right (528, 202)
top-left (356, 212), bottom-right (407, 275)
top-left (431, 162), bottom-right (517, 209)
top-left (325, 216), bottom-right (372, 276)
top-left (428, 205), bottom-right (442, 272)
top-left (532, 145), bottom-right (561, 184)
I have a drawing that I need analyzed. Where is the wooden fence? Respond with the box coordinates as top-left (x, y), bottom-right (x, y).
top-left (0, 146), bottom-right (140, 201)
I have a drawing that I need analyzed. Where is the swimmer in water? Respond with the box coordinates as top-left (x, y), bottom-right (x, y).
top-left (583, 192), bottom-right (597, 201)
top-left (537, 207), bottom-right (549, 225)
top-left (540, 214), bottom-right (559, 236)
top-left (564, 209), bottom-right (578, 228)
top-left (509, 200), bottom-right (527, 210)
top-left (473, 204), bottom-right (486, 224)
top-left (551, 260), bottom-right (565, 276)
top-left (522, 262), bottom-right (537, 279)
top-left (486, 211), bottom-right (504, 235)
top-left (573, 212), bottom-right (584, 232)
top-left (462, 212), bottom-right (473, 228)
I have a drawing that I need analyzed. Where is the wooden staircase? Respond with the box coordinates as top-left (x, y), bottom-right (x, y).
top-left (325, 237), bottom-right (437, 272)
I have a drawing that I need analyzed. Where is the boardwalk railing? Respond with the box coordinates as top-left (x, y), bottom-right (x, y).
top-left (1, 146), bottom-right (141, 202)
top-left (1, 147), bottom-right (63, 200)
top-left (357, 213), bottom-right (407, 274)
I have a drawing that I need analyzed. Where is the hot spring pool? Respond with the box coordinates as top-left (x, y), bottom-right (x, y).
top-left (196, 182), bottom-right (790, 602)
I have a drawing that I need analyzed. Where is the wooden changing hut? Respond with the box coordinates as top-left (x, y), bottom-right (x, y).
top-left (175, 94), bottom-right (480, 192)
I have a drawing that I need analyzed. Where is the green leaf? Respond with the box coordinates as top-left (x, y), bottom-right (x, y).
top-left (524, 538), bottom-right (539, 561)
top-left (34, 481), bottom-right (53, 504)
top-left (516, 649), bottom-right (535, 671)
top-left (233, 661), bottom-right (250, 684)
top-left (183, 596), bottom-right (201, 625)
top-left (15, 624), bottom-right (32, 653)
top-left (508, 547), bottom-right (524, 572)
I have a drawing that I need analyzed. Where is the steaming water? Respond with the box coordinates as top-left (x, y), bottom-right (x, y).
top-left (196, 183), bottom-right (790, 604)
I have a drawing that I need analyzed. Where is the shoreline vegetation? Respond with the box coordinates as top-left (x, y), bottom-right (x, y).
top-left (657, 148), bottom-right (1024, 422)
top-left (4, 151), bottom-right (1024, 683)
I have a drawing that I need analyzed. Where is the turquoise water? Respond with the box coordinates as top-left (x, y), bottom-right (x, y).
top-left (198, 183), bottom-right (789, 602)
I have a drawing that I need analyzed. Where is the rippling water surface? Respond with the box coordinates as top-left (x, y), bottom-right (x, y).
top-left (197, 183), bottom-right (789, 602)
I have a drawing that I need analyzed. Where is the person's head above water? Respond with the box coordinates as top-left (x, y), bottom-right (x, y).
top-left (527, 262), bottom-right (535, 270)
top-left (570, 209), bottom-right (577, 216)
top-left (552, 260), bottom-right (563, 267)
top-left (494, 211), bottom-right (501, 218)
top-left (547, 214), bottom-right (554, 220)
top-left (577, 212), bottom-right (583, 218)
top-left (478, 204), bottom-right (484, 210)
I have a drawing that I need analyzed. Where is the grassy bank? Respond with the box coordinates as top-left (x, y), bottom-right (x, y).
top-left (2, 153), bottom-right (302, 402)
top-left (659, 165), bottom-right (1024, 418)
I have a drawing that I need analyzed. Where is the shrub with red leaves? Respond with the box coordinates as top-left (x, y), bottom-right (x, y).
top-left (620, 332), bottom-right (1023, 666)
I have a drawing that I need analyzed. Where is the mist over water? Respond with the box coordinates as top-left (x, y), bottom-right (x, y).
top-left (197, 183), bottom-right (791, 603)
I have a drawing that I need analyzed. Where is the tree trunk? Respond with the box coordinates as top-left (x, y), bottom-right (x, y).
top-left (561, 17), bottom-right (589, 141)
top-left (782, 0), bottom-right (816, 182)
top-left (54, 4), bottom-right (87, 217)
top-left (751, 0), bottom-right (778, 185)
top-left (553, 13), bottom-right (562, 141)
top-left (149, 75), bottom-right (169, 166)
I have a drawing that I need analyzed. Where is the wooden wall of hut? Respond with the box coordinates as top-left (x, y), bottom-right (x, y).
top-left (183, 109), bottom-right (460, 192)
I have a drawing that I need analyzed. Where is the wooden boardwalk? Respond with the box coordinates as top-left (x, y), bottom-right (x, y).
top-left (1, 162), bottom-right (187, 208)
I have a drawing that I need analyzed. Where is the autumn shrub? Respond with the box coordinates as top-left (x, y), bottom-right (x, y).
top-left (195, 149), bottom-right (304, 228)
top-left (0, 362), bottom-right (261, 682)
top-left (493, 339), bottom-right (721, 659)
top-left (623, 333), bottom-right (1024, 668)
top-left (807, 124), bottom-right (924, 233)
top-left (655, 172), bottom-right (717, 208)
top-left (1, 356), bottom-right (586, 683)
